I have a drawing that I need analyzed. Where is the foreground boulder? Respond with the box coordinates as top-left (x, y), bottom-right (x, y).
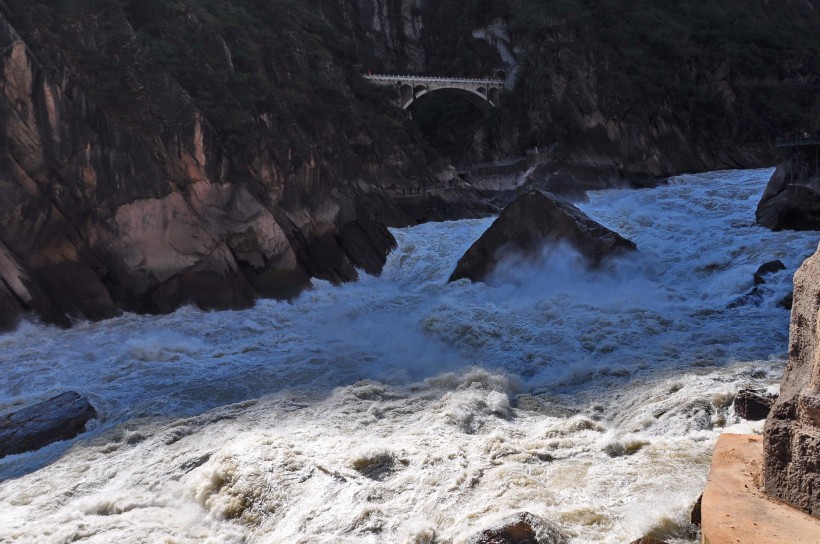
top-left (734, 389), bottom-right (776, 421)
top-left (757, 163), bottom-right (820, 230)
top-left (764, 244), bottom-right (820, 516)
top-left (449, 190), bottom-right (636, 283)
top-left (0, 392), bottom-right (97, 458)
top-left (470, 512), bottom-right (566, 544)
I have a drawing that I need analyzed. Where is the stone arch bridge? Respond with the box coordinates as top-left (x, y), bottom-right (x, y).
top-left (362, 74), bottom-right (503, 113)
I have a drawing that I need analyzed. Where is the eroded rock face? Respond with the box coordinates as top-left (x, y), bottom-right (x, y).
top-left (449, 190), bottom-right (636, 283)
top-left (0, 392), bottom-right (97, 458)
top-left (757, 164), bottom-right (820, 231)
top-left (764, 244), bottom-right (820, 517)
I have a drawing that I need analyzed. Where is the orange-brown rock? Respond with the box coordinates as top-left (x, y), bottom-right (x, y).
top-left (702, 434), bottom-right (820, 543)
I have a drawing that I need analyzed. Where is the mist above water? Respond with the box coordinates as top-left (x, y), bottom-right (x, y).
top-left (0, 168), bottom-right (817, 543)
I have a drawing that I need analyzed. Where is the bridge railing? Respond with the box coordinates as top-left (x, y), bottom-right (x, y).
top-left (776, 135), bottom-right (820, 147)
top-left (362, 74), bottom-right (505, 85)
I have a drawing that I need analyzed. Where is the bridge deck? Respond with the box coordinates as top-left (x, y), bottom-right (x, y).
top-left (363, 74), bottom-right (505, 85)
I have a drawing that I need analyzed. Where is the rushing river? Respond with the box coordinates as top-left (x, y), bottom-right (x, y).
top-left (0, 169), bottom-right (817, 544)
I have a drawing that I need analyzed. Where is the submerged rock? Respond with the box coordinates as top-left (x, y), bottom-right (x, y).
top-left (729, 260), bottom-right (787, 309)
top-left (757, 163), bottom-right (820, 231)
top-left (449, 190), bottom-right (636, 283)
top-left (753, 260), bottom-right (786, 285)
top-left (727, 286), bottom-right (765, 309)
top-left (628, 538), bottom-right (670, 544)
top-left (734, 389), bottom-right (776, 421)
top-left (0, 392), bottom-right (97, 458)
top-left (470, 512), bottom-right (566, 544)
top-left (764, 244), bottom-right (820, 517)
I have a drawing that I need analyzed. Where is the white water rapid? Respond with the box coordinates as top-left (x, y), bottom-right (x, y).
top-left (0, 169), bottom-right (817, 544)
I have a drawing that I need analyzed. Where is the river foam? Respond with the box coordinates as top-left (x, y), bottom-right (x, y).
top-left (0, 168), bottom-right (817, 543)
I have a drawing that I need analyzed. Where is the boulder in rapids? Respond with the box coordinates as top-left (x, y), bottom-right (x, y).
top-left (764, 243), bottom-right (820, 517)
top-left (470, 512), bottom-right (566, 544)
top-left (449, 189), bottom-right (636, 283)
top-left (0, 392), bottom-right (97, 458)
top-left (753, 260), bottom-right (786, 285)
top-left (734, 389), bottom-right (776, 421)
top-left (756, 163), bottom-right (820, 231)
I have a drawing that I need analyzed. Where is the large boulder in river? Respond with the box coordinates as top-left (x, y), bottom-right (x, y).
top-left (470, 512), bottom-right (566, 544)
top-left (0, 392), bottom-right (97, 458)
top-left (764, 244), bottom-right (820, 517)
top-left (449, 190), bottom-right (636, 283)
top-left (756, 163), bottom-right (820, 230)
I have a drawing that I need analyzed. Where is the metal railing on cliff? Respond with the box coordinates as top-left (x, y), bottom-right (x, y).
top-left (776, 134), bottom-right (820, 147)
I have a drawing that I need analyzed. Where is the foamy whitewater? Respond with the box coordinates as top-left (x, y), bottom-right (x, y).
top-left (0, 169), bottom-right (817, 543)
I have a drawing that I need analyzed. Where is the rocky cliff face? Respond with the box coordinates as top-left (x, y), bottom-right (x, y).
top-left (497, 2), bottom-right (820, 185)
top-left (0, 0), bottom-right (456, 329)
top-left (757, 162), bottom-right (820, 231)
top-left (764, 244), bottom-right (820, 517)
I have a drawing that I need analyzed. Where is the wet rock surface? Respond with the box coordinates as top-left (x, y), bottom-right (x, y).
top-left (754, 260), bottom-right (786, 285)
top-left (449, 189), bottom-right (636, 283)
top-left (0, 392), bottom-right (97, 458)
top-left (728, 260), bottom-right (788, 309)
top-left (764, 244), bottom-right (820, 517)
top-left (690, 493), bottom-right (702, 527)
top-left (734, 389), bottom-right (776, 421)
top-left (470, 512), bottom-right (566, 544)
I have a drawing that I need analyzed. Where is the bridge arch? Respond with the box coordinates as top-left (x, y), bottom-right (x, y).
top-left (400, 84), bottom-right (413, 106)
top-left (404, 87), bottom-right (495, 114)
top-left (363, 74), bottom-right (503, 115)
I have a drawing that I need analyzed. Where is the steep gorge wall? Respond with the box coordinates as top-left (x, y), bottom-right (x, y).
top-left (496, 1), bottom-right (820, 185)
top-left (0, 0), bottom-right (445, 329)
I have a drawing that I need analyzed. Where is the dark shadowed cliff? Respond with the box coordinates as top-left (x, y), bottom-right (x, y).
top-left (0, 0), bottom-right (474, 329)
